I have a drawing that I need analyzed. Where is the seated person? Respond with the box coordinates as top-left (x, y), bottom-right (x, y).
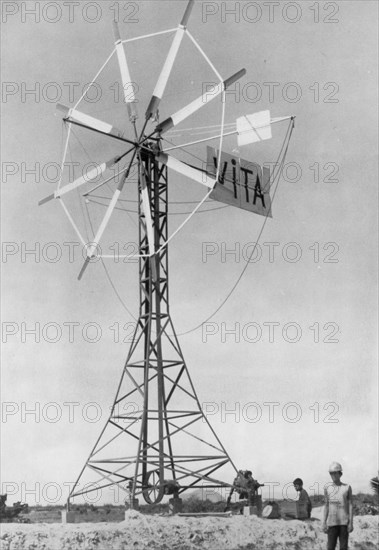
top-left (293, 477), bottom-right (312, 518)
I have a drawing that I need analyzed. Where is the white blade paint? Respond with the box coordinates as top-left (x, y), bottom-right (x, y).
top-left (56, 104), bottom-right (124, 138)
top-left (56, 159), bottom-right (115, 198)
top-left (113, 21), bottom-right (137, 118)
top-left (157, 69), bottom-right (246, 134)
top-left (86, 189), bottom-right (121, 258)
top-left (157, 153), bottom-right (216, 189)
top-left (173, 84), bottom-right (223, 126)
top-left (154, 28), bottom-right (185, 99)
top-left (39, 157), bottom-right (117, 205)
top-left (145, 0), bottom-right (195, 119)
top-left (141, 182), bottom-right (155, 255)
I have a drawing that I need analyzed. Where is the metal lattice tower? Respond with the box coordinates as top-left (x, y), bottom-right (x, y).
top-left (68, 145), bottom-right (236, 506)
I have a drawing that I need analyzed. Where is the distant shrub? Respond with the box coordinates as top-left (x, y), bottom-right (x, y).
top-left (370, 477), bottom-right (378, 495)
top-left (184, 498), bottom-right (227, 513)
top-left (351, 493), bottom-right (378, 516)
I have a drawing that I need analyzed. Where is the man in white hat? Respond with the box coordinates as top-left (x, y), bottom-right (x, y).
top-left (322, 462), bottom-right (353, 550)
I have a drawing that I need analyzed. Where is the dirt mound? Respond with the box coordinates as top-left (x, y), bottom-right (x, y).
top-left (0, 515), bottom-right (377, 549)
top-left (122, 510), bottom-right (145, 521)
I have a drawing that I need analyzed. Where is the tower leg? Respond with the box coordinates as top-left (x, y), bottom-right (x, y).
top-left (169, 497), bottom-right (183, 514)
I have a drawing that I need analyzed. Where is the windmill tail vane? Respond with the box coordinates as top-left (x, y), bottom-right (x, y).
top-left (38, 0), bottom-right (295, 507)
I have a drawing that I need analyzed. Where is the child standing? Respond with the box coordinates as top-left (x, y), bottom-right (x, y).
top-left (322, 462), bottom-right (353, 550)
top-left (293, 478), bottom-right (312, 518)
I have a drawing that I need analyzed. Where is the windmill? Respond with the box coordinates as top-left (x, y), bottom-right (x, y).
top-left (39, 0), bottom-right (295, 508)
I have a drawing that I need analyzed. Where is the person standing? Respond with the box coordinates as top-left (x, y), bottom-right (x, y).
top-left (322, 462), bottom-right (353, 550)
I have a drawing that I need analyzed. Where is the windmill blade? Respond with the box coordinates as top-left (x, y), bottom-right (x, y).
top-left (83, 161), bottom-right (131, 259)
top-left (113, 21), bottom-right (138, 121)
top-left (39, 156), bottom-right (118, 205)
top-left (57, 104), bottom-right (124, 139)
top-left (58, 117), bottom-right (136, 147)
top-left (157, 152), bottom-right (216, 188)
top-left (78, 167), bottom-right (155, 280)
top-left (236, 110), bottom-right (272, 146)
top-left (140, 166), bottom-right (155, 256)
top-left (78, 160), bottom-right (142, 279)
top-left (145, 0), bottom-right (195, 120)
top-left (156, 69), bottom-right (246, 134)
top-left (78, 187), bottom-right (122, 280)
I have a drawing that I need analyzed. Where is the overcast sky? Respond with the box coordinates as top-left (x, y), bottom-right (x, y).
top-left (1, 0), bottom-right (378, 506)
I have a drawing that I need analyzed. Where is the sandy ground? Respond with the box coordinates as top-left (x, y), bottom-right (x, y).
top-left (0, 512), bottom-right (378, 549)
